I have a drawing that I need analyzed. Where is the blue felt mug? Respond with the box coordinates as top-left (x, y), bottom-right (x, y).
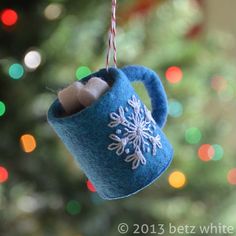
top-left (47, 65), bottom-right (174, 200)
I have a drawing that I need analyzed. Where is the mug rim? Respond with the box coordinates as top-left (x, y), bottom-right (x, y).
top-left (47, 67), bottom-right (126, 122)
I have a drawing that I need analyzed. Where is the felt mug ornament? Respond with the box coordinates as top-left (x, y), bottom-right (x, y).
top-left (47, 65), bottom-right (174, 200)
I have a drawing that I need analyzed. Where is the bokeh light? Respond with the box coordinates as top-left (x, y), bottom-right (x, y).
top-left (1, 9), bottom-right (18, 26)
top-left (165, 66), bottom-right (183, 84)
top-left (76, 66), bottom-right (91, 80)
top-left (86, 180), bottom-right (96, 192)
top-left (20, 134), bottom-right (37, 153)
top-left (8, 63), bottom-right (24, 80)
top-left (44, 3), bottom-right (63, 20)
top-left (17, 195), bottom-right (39, 213)
top-left (0, 101), bottom-right (6, 117)
top-left (185, 127), bottom-right (202, 144)
top-left (0, 166), bottom-right (9, 184)
top-left (211, 76), bottom-right (227, 93)
top-left (24, 50), bottom-right (42, 70)
top-left (66, 200), bottom-right (81, 215)
top-left (212, 144), bottom-right (224, 161)
top-left (168, 171), bottom-right (186, 189)
top-left (168, 99), bottom-right (183, 118)
top-left (227, 168), bottom-right (236, 185)
top-left (198, 144), bottom-right (214, 162)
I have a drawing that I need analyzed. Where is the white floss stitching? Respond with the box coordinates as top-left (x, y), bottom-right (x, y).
top-left (108, 95), bottom-right (162, 170)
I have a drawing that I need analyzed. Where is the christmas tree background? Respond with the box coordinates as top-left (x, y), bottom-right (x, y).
top-left (0, 0), bottom-right (236, 235)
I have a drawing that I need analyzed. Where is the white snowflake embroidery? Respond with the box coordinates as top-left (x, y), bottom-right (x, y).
top-left (107, 95), bottom-right (162, 170)
top-left (108, 107), bottom-right (128, 128)
top-left (149, 135), bottom-right (162, 155)
top-left (125, 147), bottom-right (146, 170)
top-left (108, 134), bottom-right (129, 156)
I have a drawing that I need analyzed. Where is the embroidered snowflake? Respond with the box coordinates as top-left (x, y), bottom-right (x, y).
top-left (108, 95), bottom-right (162, 170)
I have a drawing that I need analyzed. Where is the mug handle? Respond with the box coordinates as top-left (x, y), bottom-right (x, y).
top-left (121, 65), bottom-right (168, 129)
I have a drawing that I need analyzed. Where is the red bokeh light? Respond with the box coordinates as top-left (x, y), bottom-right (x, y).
top-left (86, 180), bottom-right (96, 192)
top-left (0, 166), bottom-right (9, 184)
top-left (227, 168), bottom-right (236, 185)
top-left (198, 144), bottom-right (214, 162)
top-left (165, 66), bottom-right (183, 84)
top-left (1, 9), bottom-right (18, 26)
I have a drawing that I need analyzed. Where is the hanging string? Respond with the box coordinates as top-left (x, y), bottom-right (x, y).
top-left (106, 0), bottom-right (117, 71)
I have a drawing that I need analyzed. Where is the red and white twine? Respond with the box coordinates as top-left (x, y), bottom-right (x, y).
top-left (106, 0), bottom-right (117, 71)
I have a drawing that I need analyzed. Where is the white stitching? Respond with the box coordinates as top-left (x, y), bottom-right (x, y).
top-left (108, 95), bottom-right (162, 170)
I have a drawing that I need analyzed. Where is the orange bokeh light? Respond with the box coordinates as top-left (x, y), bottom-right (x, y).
top-left (168, 171), bottom-right (186, 189)
top-left (227, 168), bottom-right (236, 185)
top-left (198, 144), bottom-right (214, 162)
top-left (0, 166), bottom-right (9, 184)
top-left (165, 66), bottom-right (183, 84)
top-left (86, 180), bottom-right (96, 192)
top-left (20, 134), bottom-right (37, 153)
top-left (1, 9), bottom-right (18, 26)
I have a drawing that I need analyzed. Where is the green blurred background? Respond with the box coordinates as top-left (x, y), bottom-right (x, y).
top-left (0, 0), bottom-right (236, 235)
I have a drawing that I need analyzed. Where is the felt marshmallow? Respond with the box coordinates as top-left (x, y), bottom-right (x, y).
top-left (78, 77), bottom-right (110, 107)
top-left (58, 82), bottom-right (84, 115)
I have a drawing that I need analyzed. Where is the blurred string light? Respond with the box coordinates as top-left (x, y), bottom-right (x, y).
top-left (227, 168), bottom-right (236, 185)
top-left (86, 180), bottom-right (96, 192)
top-left (66, 200), bottom-right (81, 215)
top-left (20, 134), bottom-right (37, 153)
top-left (24, 50), bottom-right (42, 70)
top-left (198, 144), bottom-right (214, 162)
top-left (211, 76), bottom-right (227, 93)
top-left (185, 127), bottom-right (202, 144)
top-left (44, 3), bottom-right (63, 20)
top-left (17, 195), bottom-right (39, 213)
top-left (0, 9), bottom-right (18, 26)
top-left (76, 66), bottom-right (91, 80)
top-left (168, 171), bottom-right (186, 189)
top-left (0, 166), bottom-right (9, 184)
top-left (168, 99), bottom-right (183, 118)
top-left (8, 63), bottom-right (24, 80)
top-left (212, 144), bottom-right (224, 161)
top-left (0, 101), bottom-right (6, 117)
top-left (165, 66), bottom-right (183, 84)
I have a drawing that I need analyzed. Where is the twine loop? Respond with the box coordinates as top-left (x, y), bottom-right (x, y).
top-left (106, 0), bottom-right (117, 71)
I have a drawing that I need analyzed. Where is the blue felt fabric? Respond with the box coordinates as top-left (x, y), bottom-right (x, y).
top-left (47, 65), bottom-right (173, 200)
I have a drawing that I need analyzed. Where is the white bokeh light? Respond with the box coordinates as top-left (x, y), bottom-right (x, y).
top-left (24, 50), bottom-right (42, 70)
top-left (17, 195), bottom-right (40, 213)
top-left (44, 3), bottom-right (63, 20)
